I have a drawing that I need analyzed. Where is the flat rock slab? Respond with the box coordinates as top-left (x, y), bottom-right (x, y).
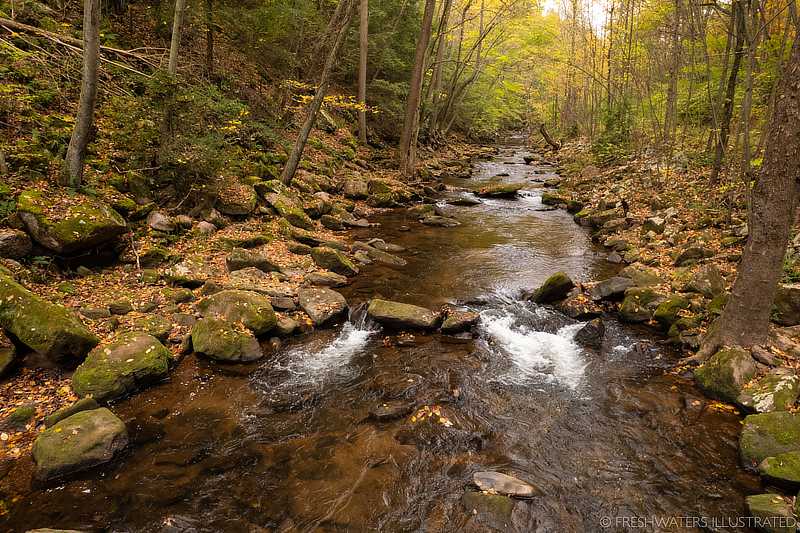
top-left (473, 471), bottom-right (542, 498)
top-left (367, 299), bottom-right (441, 330)
top-left (304, 271), bottom-right (348, 287)
top-left (298, 288), bottom-right (348, 326)
top-left (369, 401), bottom-right (414, 422)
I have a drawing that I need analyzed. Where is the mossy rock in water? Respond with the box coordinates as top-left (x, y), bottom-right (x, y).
top-left (745, 493), bottom-right (796, 533)
top-left (460, 491), bottom-right (517, 530)
top-left (265, 193), bottom-right (314, 230)
top-left (32, 408), bottom-right (128, 480)
top-left (0, 273), bottom-right (98, 364)
top-left (759, 451), bottom-right (800, 488)
top-left (740, 411), bottom-right (800, 467)
top-left (191, 317), bottom-right (263, 362)
top-left (694, 347), bottom-right (757, 405)
top-left (71, 333), bottom-right (170, 403)
top-left (739, 368), bottom-right (800, 413)
top-left (527, 272), bottom-right (574, 304)
top-left (197, 290), bottom-right (276, 335)
top-left (367, 299), bottom-right (441, 330)
top-left (541, 191), bottom-right (569, 206)
top-left (475, 182), bottom-right (523, 198)
top-left (310, 246), bottom-right (359, 276)
top-left (407, 204), bottom-right (436, 219)
top-left (16, 190), bottom-right (126, 254)
top-left (652, 295), bottom-right (690, 330)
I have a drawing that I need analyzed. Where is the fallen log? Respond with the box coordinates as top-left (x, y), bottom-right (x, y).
top-left (539, 123), bottom-right (562, 152)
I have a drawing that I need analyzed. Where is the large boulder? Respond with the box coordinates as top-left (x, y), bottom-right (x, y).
top-left (32, 408), bottom-right (128, 480)
top-left (197, 290), bottom-right (277, 335)
top-left (745, 494), bottom-right (796, 533)
top-left (694, 347), bottom-right (758, 404)
top-left (740, 411), bottom-right (800, 467)
top-left (653, 295), bottom-right (690, 330)
top-left (165, 257), bottom-right (211, 288)
top-left (773, 284), bottom-right (800, 326)
top-left (216, 181), bottom-right (257, 216)
top-left (71, 333), bottom-right (170, 403)
top-left (0, 274), bottom-right (98, 364)
top-left (759, 451), bottom-right (800, 487)
top-left (225, 248), bottom-right (280, 273)
top-left (526, 272), bottom-right (574, 304)
top-left (589, 276), bottom-right (634, 301)
top-left (343, 180), bottom-right (368, 200)
top-left (619, 287), bottom-right (662, 323)
top-left (366, 178), bottom-right (417, 207)
top-left (367, 299), bottom-right (441, 330)
top-left (191, 317), bottom-right (263, 362)
top-left (739, 368), bottom-right (800, 413)
top-left (475, 183), bottom-right (523, 198)
top-left (0, 228), bottom-right (32, 259)
top-left (298, 288), bottom-right (348, 326)
top-left (684, 264), bottom-right (726, 298)
top-left (265, 193), bottom-right (314, 230)
top-left (17, 190), bottom-right (126, 254)
top-left (310, 247), bottom-right (359, 276)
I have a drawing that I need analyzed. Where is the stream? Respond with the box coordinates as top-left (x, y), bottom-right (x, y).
top-left (5, 144), bottom-right (759, 532)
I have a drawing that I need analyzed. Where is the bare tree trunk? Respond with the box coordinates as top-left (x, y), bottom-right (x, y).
top-left (398, 0), bottom-right (436, 177)
top-left (205, 0), bottom-right (214, 78)
top-left (663, 0), bottom-right (681, 146)
top-left (61, 0), bottom-right (100, 188)
top-left (168, 0), bottom-right (186, 75)
top-left (358, 0), bottom-right (368, 144)
top-left (281, 0), bottom-right (356, 185)
top-left (695, 34), bottom-right (800, 361)
top-left (427, 0), bottom-right (453, 139)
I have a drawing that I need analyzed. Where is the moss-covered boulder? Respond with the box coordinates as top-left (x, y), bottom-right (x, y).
top-left (619, 287), bottom-right (661, 323)
top-left (541, 191), bottom-right (569, 206)
top-left (587, 207), bottom-right (624, 228)
top-left (1, 404), bottom-right (35, 430)
top-left (618, 264), bottom-right (662, 287)
top-left (653, 295), bottom-right (690, 330)
top-left (343, 179), bottom-right (368, 199)
top-left (130, 315), bottom-right (172, 342)
top-left (694, 347), bottom-right (757, 404)
top-left (310, 246), bottom-right (359, 276)
top-left (197, 290), bottom-right (276, 335)
top-left (226, 247), bottom-right (281, 273)
top-left (0, 329), bottom-right (15, 377)
top-left (165, 256), bottom-right (211, 288)
top-left (527, 272), bottom-right (574, 304)
top-left (72, 333), bottom-right (170, 403)
top-left (739, 368), bottom-right (800, 413)
top-left (265, 193), bottom-right (314, 230)
top-left (745, 494), bottom-right (796, 533)
top-left (684, 264), bottom-right (726, 298)
top-left (367, 299), bottom-right (441, 330)
top-left (460, 491), bottom-right (517, 530)
top-left (366, 178), bottom-right (417, 207)
top-left (191, 317), bottom-right (263, 362)
top-left (475, 182), bottom-right (524, 198)
top-left (216, 181), bottom-right (257, 216)
top-left (298, 287), bottom-right (348, 326)
top-left (740, 412), bottom-right (800, 467)
top-left (32, 408), bottom-right (128, 480)
top-left (0, 274), bottom-right (98, 364)
top-left (44, 397), bottom-right (99, 428)
top-left (774, 284), bottom-right (800, 327)
top-left (17, 190), bottom-right (126, 254)
top-left (759, 451), bottom-right (800, 487)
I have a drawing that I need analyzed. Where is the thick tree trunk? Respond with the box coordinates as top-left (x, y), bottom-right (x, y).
top-left (358, 0), bottom-right (368, 144)
top-left (61, 0), bottom-right (100, 188)
top-left (695, 34), bottom-right (800, 361)
top-left (398, 0), bottom-right (436, 177)
top-left (281, 0), bottom-right (355, 185)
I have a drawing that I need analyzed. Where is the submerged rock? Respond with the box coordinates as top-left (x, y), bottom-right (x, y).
top-left (72, 333), bottom-right (171, 403)
top-left (694, 347), bottom-right (757, 405)
top-left (0, 273), bottom-right (98, 364)
top-left (441, 310), bottom-right (480, 333)
top-left (367, 299), bottom-right (441, 330)
top-left (17, 190), bottom-right (126, 254)
top-left (472, 471), bottom-right (542, 498)
top-left (310, 246), bottom-right (359, 276)
top-left (527, 272), bottom-right (574, 304)
top-left (740, 411), bottom-right (800, 466)
top-left (298, 287), bottom-right (348, 326)
top-left (191, 318), bottom-right (263, 362)
top-left (32, 408), bottom-right (128, 480)
top-left (369, 400), bottom-right (414, 421)
top-left (197, 290), bottom-right (277, 335)
top-left (421, 215), bottom-right (461, 227)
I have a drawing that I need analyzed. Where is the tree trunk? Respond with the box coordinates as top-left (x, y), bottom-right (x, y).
top-left (205, 0), bottom-right (214, 78)
top-left (398, 0), bottom-right (436, 177)
top-left (281, 0), bottom-right (356, 185)
top-left (358, 0), bottom-right (368, 144)
top-left (663, 0), bottom-right (681, 146)
top-left (168, 0), bottom-right (186, 75)
top-left (61, 0), bottom-right (100, 188)
top-left (427, 0), bottom-right (453, 139)
top-left (695, 34), bottom-right (800, 361)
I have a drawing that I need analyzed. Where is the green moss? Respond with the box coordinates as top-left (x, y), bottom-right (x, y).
top-left (740, 412), bottom-right (800, 466)
top-left (695, 347), bottom-right (757, 403)
top-left (191, 317), bottom-right (263, 362)
top-left (653, 295), bottom-right (690, 329)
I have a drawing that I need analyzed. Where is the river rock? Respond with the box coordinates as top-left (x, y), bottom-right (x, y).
top-left (441, 310), bottom-right (480, 333)
top-left (674, 246), bottom-right (713, 267)
top-left (587, 207), bottom-right (624, 228)
top-left (0, 329), bottom-right (16, 377)
top-left (421, 215), bottom-right (461, 227)
top-left (448, 196), bottom-right (481, 206)
top-left (366, 178), bottom-right (417, 207)
top-left (739, 368), bottom-right (800, 413)
top-left (26, 528), bottom-right (86, 532)
top-left (367, 299), bottom-right (441, 330)
top-left (461, 492), bottom-right (520, 530)
top-left (304, 271), bottom-right (348, 287)
top-left (146, 211), bottom-right (175, 233)
top-left (265, 193), bottom-right (314, 229)
top-left (773, 284), bottom-right (800, 326)
top-left (298, 288), bottom-right (348, 326)
top-left (191, 318), bottom-right (263, 362)
top-left (758, 451), bottom-right (800, 488)
top-left (694, 347), bottom-right (758, 404)
top-left (369, 400), bottom-right (414, 421)
top-left (475, 183), bottom-right (523, 198)
top-left (653, 295), bottom-right (690, 330)
top-left (343, 179), bottom-right (368, 199)
top-left (618, 264), bottom-right (662, 287)
top-left (589, 276), bottom-right (634, 301)
top-left (557, 294), bottom-right (602, 320)
top-left (72, 333), bottom-right (170, 403)
top-left (740, 411), bottom-right (800, 466)
top-left (745, 494), bottom-right (796, 533)
top-left (197, 289), bottom-right (277, 335)
top-left (473, 471), bottom-right (541, 498)
top-left (619, 288), bottom-right (662, 323)
top-left (166, 257), bottom-right (211, 288)
top-left (32, 408), bottom-right (128, 480)
top-left (0, 229), bottom-right (32, 259)
top-left (216, 181), bottom-right (257, 216)
top-left (16, 190), bottom-right (126, 254)
top-left (44, 397), bottom-right (99, 428)
top-left (352, 242), bottom-right (407, 267)
top-left (527, 272), bottom-right (574, 304)
top-left (131, 315), bottom-right (172, 342)
top-left (0, 273), bottom-right (98, 364)
top-left (310, 246), bottom-right (359, 276)
top-left (574, 318), bottom-right (605, 349)
top-left (226, 248), bottom-right (280, 273)
top-left (684, 264), bottom-right (726, 298)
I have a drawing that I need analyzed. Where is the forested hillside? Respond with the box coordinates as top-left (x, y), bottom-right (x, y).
top-left (1, 0), bottom-right (800, 531)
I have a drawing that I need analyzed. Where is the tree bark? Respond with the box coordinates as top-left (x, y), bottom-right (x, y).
top-left (398, 0), bottom-right (436, 177)
top-left (663, 0), bottom-right (681, 146)
top-left (695, 34), bottom-right (800, 361)
top-left (281, 0), bottom-right (356, 185)
top-left (61, 0), bottom-right (100, 188)
top-left (205, 0), bottom-right (214, 78)
top-left (357, 0), bottom-right (368, 144)
top-left (168, 0), bottom-right (186, 75)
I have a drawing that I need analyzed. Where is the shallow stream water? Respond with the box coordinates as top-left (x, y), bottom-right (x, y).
top-left (5, 144), bottom-right (759, 532)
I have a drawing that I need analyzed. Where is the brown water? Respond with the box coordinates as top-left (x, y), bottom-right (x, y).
top-left (4, 145), bottom-right (759, 532)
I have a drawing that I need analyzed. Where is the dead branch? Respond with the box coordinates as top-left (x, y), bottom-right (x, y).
top-left (539, 123), bottom-right (562, 152)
